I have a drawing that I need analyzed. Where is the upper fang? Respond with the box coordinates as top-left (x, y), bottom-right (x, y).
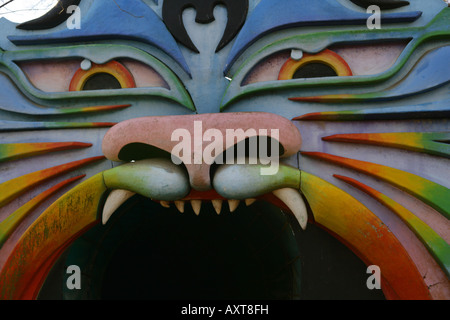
top-left (228, 200), bottom-right (240, 212)
top-left (191, 200), bottom-right (202, 215)
top-left (175, 201), bottom-right (185, 213)
top-left (272, 188), bottom-right (308, 230)
top-left (102, 189), bottom-right (136, 225)
top-left (212, 199), bottom-right (223, 215)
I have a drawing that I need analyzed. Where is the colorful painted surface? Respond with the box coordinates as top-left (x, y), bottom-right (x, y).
top-left (0, 174), bottom-right (106, 300)
top-left (323, 132), bottom-right (450, 158)
top-left (0, 0), bottom-right (448, 300)
top-left (0, 142), bottom-right (92, 162)
top-left (301, 152), bottom-right (450, 219)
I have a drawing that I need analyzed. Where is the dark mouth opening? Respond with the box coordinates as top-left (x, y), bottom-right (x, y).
top-left (100, 198), bottom-right (301, 300)
top-left (38, 196), bottom-right (385, 300)
top-left (42, 196), bottom-right (302, 300)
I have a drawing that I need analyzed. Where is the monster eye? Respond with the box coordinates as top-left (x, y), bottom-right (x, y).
top-left (278, 49), bottom-right (353, 80)
top-left (18, 58), bottom-right (171, 93)
top-left (69, 61), bottom-right (136, 91)
top-left (7, 46), bottom-right (195, 111)
top-left (241, 42), bottom-right (408, 86)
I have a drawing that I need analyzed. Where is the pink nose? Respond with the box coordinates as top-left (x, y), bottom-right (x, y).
top-left (102, 112), bottom-right (302, 191)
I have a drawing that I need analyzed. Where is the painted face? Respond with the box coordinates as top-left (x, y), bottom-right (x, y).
top-left (0, 0), bottom-right (449, 300)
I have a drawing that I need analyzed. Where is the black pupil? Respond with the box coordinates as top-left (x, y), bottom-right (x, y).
top-left (293, 63), bottom-right (338, 79)
top-left (82, 73), bottom-right (122, 90)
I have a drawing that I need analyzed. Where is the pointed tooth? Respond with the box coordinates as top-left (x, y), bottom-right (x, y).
top-left (245, 198), bottom-right (257, 206)
top-left (272, 188), bottom-right (308, 230)
top-left (212, 199), bottom-right (223, 215)
top-left (160, 201), bottom-right (171, 208)
top-left (191, 200), bottom-right (202, 216)
top-left (175, 201), bottom-right (185, 213)
top-left (102, 189), bottom-right (136, 225)
top-left (228, 200), bottom-right (240, 212)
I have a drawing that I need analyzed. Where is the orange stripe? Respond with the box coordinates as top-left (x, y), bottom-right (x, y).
top-left (0, 175), bottom-right (86, 248)
top-left (0, 156), bottom-right (105, 208)
top-left (0, 142), bottom-right (92, 162)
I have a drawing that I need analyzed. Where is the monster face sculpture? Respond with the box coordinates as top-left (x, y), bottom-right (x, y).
top-left (0, 0), bottom-right (448, 300)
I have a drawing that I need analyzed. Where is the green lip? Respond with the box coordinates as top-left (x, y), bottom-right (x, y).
top-left (212, 163), bottom-right (301, 199)
top-left (103, 159), bottom-right (191, 201)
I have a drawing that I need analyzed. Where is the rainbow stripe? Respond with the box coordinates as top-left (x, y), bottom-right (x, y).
top-left (0, 175), bottom-right (85, 248)
top-left (0, 156), bottom-right (105, 208)
top-left (292, 99), bottom-right (450, 122)
top-left (289, 92), bottom-right (404, 103)
top-left (322, 132), bottom-right (450, 158)
top-left (56, 104), bottom-right (131, 115)
top-left (0, 142), bottom-right (92, 162)
top-left (335, 174), bottom-right (450, 278)
top-left (290, 94), bottom-right (358, 103)
top-left (0, 121), bottom-right (117, 132)
top-left (0, 104), bottom-right (131, 116)
top-left (301, 152), bottom-right (450, 219)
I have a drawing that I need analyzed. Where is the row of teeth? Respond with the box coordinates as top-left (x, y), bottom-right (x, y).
top-left (159, 198), bottom-right (257, 215)
top-left (102, 188), bottom-right (308, 230)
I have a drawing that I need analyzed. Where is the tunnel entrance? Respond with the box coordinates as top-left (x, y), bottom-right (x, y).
top-left (50, 197), bottom-right (302, 300)
top-left (99, 198), bottom-right (301, 300)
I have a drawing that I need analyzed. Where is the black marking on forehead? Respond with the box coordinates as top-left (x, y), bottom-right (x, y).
top-left (162, 0), bottom-right (249, 53)
top-left (16, 0), bottom-right (81, 30)
top-left (350, 0), bottom-right (410, 10)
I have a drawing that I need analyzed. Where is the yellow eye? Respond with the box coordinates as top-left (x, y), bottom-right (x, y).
top-left (278, 49), bottom-right (353, 80)
top-left (69, 60), bottom-right (136, 91)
